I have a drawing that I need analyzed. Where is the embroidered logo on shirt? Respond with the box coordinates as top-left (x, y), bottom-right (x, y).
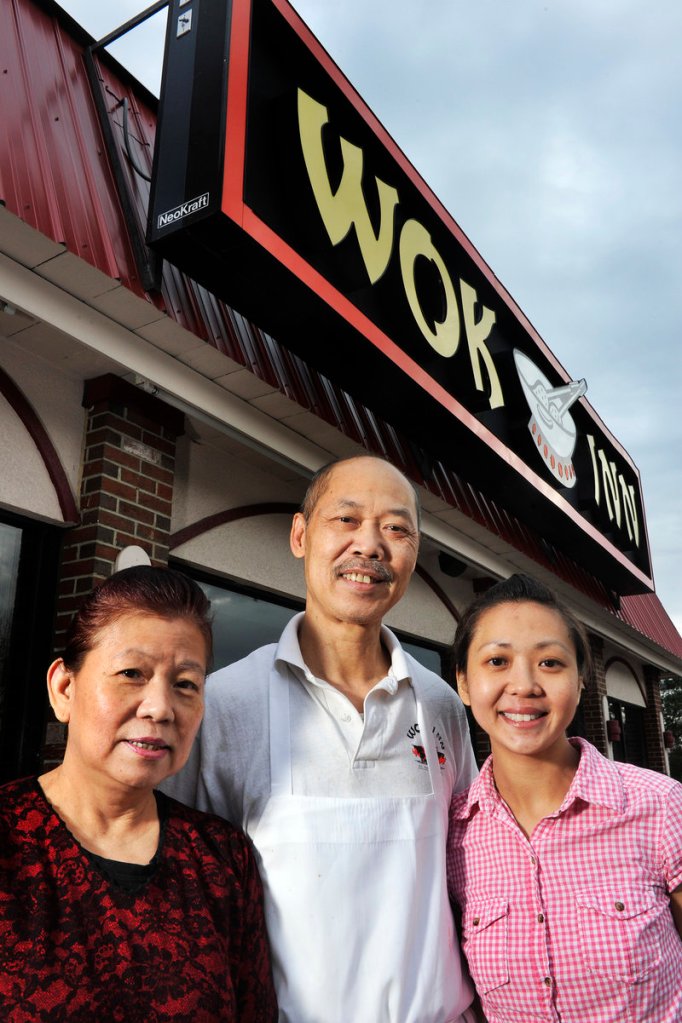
top-left (407, 722), bottom-right (447, 768)
top-left (411, 745), bottom-right (446, 767)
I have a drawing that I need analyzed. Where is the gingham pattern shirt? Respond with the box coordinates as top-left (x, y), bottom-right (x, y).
top-left (447, 738), bottom-right (682, 1023)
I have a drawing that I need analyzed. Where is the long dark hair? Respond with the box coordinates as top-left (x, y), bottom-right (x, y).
top-left (62, 566), bottom-right (213, 672)
top-left (453, 573), bottom-right (593, 685)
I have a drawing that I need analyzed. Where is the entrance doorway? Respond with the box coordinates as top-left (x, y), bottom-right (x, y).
top-left (608, 697), bottom-right (647, 768)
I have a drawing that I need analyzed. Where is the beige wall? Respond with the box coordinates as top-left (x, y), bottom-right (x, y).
top-left (0, 343), bottom-right (84, 522)
top-left (171, 432), bottom-right (304, 532)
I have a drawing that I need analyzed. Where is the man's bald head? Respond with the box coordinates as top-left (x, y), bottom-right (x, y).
top-left (300, 456), bottom-right (421, 530)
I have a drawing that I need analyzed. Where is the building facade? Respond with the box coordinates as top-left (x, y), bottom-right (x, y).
top-left (1, 0), bottom-right (680, 782)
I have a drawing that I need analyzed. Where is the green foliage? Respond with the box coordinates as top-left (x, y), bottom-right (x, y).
top-left (661, 675), bottom-right (682, 730)
top-left (661, 675), bottom-right (682, 781)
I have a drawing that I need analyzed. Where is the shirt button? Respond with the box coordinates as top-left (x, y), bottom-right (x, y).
top-left (615, 901), bottom-right (625, 912)
top-left (472, 917), bottom-right (480, 926)
top-left (537, 913), bottom-right (545, 923)
top-left (341, 713), bottom-right (351, 722)
top-left (543, 977), bottom-right (552, 987)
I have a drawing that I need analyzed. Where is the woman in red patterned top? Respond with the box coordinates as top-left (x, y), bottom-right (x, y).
top-left (0, 566), bottom-right (277, 1022)
top-left (447, 573), bottom-right (682, 1023)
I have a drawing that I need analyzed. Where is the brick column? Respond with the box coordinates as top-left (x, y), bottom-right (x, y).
top-left (642, 665), bottom-right (667, 774)
top-left (581, 634), bottom-right (609, 756)
top-left (43, 374), bottom-right (184, 768)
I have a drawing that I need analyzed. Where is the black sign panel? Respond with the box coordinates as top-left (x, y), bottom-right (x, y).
top-left (148, 0), bottom-right (652, 593)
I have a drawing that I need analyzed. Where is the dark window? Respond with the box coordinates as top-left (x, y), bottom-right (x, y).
top-left (197, 579), bottom-right (300, 669)
top-left (0, 513), bottom-right (61, 782)
top-left (0, 523), bottom-right (22, 747)
top-left (400, 640), bottom-right (446, 678)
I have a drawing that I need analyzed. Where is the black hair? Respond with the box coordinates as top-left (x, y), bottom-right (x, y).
top-left (62, 565), bottom-right (213, 673)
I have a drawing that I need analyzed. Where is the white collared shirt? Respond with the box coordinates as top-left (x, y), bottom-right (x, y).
top-left (163, 613), bottom-right (477, 833)
top-left (279, 614), bottom-right (434, 794)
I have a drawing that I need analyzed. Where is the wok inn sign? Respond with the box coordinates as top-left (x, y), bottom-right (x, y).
top-left (148, 0), bottom-right (652, 594)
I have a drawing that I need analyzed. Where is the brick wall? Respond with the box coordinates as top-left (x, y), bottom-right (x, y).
top-left (642, 664), bottom-right (667, 774)
top-left (581, 633), bottom-right (609, 755)
top-left (42, 374), bottom-right (184, 768)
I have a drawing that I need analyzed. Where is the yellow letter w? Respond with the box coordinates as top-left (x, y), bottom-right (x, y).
top-left (298, 88), bottom-right (399, 285)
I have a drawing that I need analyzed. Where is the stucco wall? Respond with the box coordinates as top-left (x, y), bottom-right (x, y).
top-left (0, 342), bottom-right (84, 522)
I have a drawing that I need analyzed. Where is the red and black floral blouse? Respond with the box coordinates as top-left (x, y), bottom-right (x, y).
top-left (0, 777), bottom-right (277, 1022)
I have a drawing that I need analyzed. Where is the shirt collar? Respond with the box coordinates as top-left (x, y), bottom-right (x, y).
top-left (274, 612), bottom-right (411, 693)
top-left (274, 612), bottom-right (307, 671)
top-left (451, 755), bottom-right (497, 819)
top-left (561, 736), bottom-right (626, 813)
top-left (451, 736), bottom-right (626, 821)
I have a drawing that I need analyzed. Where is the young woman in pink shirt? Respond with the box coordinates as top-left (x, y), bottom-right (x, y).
top-left (447, 573), bottom-right (682, 1023)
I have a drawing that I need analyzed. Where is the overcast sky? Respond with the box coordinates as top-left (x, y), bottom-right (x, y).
top-left (57, 0), bottom-right (682, 633)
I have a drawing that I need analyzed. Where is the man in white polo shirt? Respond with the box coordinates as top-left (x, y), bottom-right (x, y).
top-left (165, 455), bottom-right (477, 1023)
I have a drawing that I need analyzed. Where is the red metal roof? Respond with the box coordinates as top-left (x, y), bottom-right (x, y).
top-left (2, 0), bottom-right (681, 664)
top-left (620, 594), bottom-right (682, 661)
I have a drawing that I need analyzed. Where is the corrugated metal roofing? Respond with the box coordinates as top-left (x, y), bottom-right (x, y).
top-left (2, 0), bottom-right (681, 663)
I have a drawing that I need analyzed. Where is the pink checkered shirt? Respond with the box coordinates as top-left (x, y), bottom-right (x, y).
top-left (447, 738), bottom-right (682, 1023)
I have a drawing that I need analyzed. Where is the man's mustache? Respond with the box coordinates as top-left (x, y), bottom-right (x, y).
top-left (335, 559), bottom-right (393, 583)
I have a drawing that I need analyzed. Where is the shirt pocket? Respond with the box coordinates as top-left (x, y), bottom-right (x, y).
top-left (461, 898), bottom-right (509, 994)
top-left (575, 883), bottom-right (664, 982)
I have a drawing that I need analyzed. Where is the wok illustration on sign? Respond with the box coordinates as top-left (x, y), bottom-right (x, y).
top-left (514, 350), bottom-right (586, 488)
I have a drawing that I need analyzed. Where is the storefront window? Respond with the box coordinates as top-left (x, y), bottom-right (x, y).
top-left (198, 581), bottom-right (300, 669)
top-left (187, 573), bottom-right (446, 678)
top-left (401, 641), bottom-right (443, 676)
top-left (0, 523), bottom-right (22, 745)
